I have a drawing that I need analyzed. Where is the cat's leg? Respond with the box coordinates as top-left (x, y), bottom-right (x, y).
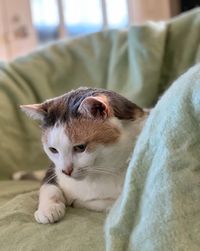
top-left (34, 184), bottom-right (66, 224)
top-left (34, 164), bottom-right (66, 224)
top-left (72, 199), bottom-right (115, 212)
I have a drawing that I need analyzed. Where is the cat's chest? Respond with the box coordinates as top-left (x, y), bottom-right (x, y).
top-left (57, 171), bottom-right (124, 204)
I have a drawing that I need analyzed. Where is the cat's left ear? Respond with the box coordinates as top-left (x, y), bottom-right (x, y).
top-left (78, 96), bottom-right (111, 119)
top-left (20, 103), bottom-right (46, 121)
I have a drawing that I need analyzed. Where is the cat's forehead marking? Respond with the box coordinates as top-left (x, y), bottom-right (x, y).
top-left (65, 118), bottom-right (121, 148)
top-left (47, 123), bottom-right (71, 151)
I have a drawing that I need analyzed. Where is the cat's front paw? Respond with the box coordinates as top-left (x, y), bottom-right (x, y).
top-left (34, 202), bottom-right (65, 224)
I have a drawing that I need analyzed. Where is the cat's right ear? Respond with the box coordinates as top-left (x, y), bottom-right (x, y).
top-left (20, 104), bottom-right (46, 121)
top-left (78, 96), bottom-right (111, 119)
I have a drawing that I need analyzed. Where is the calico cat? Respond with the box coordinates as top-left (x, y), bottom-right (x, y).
top-left (20, 87), bottom-right (148, 224)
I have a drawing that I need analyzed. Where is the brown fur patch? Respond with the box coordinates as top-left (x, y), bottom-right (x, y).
top-left (66, 118), bottom-right (121, 152)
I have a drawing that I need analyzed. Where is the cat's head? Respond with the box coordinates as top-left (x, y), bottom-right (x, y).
top-left (21, 87), bottom-right (146, 180)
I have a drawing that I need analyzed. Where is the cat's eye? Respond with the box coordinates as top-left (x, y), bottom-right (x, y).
top-left (49, 147), bottom-right (58, 154)
top-left (73, 144), bottom-right (87, 153)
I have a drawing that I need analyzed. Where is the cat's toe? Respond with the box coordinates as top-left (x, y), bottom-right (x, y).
top-left (34, 202), bottom-right (66, 224)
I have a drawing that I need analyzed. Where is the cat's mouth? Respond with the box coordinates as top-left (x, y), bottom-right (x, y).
top-left (61, 166), bottom-right (89, 180)
top-left (62, 169), bottom-right (73, 176)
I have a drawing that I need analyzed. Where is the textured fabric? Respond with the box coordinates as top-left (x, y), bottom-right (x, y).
top-left (0, 181), bottom-right (105, 251)
top-left (105, 64), bottom-right (200, 251)
top-left (0, 8), bottom-right (200, 251)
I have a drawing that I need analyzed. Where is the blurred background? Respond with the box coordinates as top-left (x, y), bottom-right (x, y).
top-left (0, 0), bottom-right (199, 60)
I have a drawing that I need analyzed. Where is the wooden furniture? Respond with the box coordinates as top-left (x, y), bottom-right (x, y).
top-left (0, 0), bottom-right (36, 60)
top-left (128, 0), bottom-right (181, 24)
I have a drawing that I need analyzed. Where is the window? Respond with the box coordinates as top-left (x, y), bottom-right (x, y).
top-left (63, 0), bottom-right (103, 36)
top-left (30, 0), bottom-right (129, 43)
top-left (106, 0), bottom-right (128, 28)
top-left (31, 0), bottom-right (60, 43)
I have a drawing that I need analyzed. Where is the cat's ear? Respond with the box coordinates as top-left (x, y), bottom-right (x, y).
top-left (20, 103), bottom-right (46, 121)
top-left (78, 96), bottom-right (111, 119)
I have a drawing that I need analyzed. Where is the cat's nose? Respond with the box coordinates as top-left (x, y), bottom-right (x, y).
top-left (62, 164), bottom-right (73, 176)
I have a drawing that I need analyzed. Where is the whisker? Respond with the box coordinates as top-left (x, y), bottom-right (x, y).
top-left (45, 173), bottom-right (57, 184)
top-left (81, 165), bottom-right (113, 172)
top-left (74, 165), bottom-right (121, 177)
top-left (87, 168), bottom-right (119, 176)
top-left (92, 166), bottom-right (118, 173)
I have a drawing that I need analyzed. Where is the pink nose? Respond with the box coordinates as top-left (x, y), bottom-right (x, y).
top-left (62, 164), bottom-right (73, 176)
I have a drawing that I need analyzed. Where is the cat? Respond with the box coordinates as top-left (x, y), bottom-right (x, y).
top-left (20, 87), bottom-right (148, 224)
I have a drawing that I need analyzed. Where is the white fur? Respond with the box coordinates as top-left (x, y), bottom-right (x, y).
top-left (57, 170), bottom-right (125, 208)
top-left (43, 124), bottom-right (73, 172)
top-left (36, 117), bottom-right (146, 223)
top-left (35, 184), bottom-right (65, 224)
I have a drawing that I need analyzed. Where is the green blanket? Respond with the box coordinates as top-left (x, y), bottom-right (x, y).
top-left (105, 63), bottom-right (200, 251)
top-left (0, 8), bottom-right (200, 251)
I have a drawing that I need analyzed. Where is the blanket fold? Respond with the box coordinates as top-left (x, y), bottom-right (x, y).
top-left (105, 64), bottom-right (200, 251)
